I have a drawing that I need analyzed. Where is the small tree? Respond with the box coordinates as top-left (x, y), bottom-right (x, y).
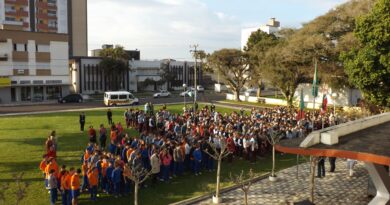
top-left (229, 169), bottom-right (256, 205)
top-left (204, 136), bottom-right (231, 203)
top-left (265, 130), bottom-right (283, 178)
top-left (0, 182), bottom-right (9, 204)
top-left (123, 164), bottom-right (152, 205)
top-left (13, 172), bottom-right (29, 205)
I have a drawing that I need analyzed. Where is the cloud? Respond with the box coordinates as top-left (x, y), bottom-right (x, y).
top-left (88, 0), bottom-right (240, 60)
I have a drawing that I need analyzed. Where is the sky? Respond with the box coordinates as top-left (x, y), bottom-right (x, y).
top-left (88, 0), bottom-right (348, 60)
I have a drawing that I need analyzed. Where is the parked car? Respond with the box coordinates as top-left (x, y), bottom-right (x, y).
top-left (153, 90), bottom-right (171, 98)
top-left (32, 94), bottom-right (44, 102)
top-left (245, 88), bottom-right (258, 96)
top-left (180, 90), bottom-right (194, 97)
top-left (197, 85), bottom-right (205, 92)
top-left (58, 94), bottom-right (83, 103)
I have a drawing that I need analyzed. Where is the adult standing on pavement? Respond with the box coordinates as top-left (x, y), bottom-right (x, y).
top-left (107, 109), bottom-right (113, 125)
top-left (329, 157), bottom-right (336, 173)
top-left (79, 112), bottom-right (86, 132)
top-left (317, 156), bottom-right (326, 178)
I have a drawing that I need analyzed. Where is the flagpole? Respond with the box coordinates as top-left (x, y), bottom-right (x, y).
top-left (312, 97), bottom-right (315, 132)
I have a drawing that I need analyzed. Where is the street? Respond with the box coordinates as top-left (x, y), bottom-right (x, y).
top-left (0, 92), bottom-right (225, 114)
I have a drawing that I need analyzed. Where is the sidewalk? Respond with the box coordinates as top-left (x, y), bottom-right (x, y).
top-left (181, 159), bottom-right (370, 205)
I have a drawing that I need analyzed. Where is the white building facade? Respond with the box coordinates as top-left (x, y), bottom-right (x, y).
top-left (129, 60), bottom-right (202, 92)
top-left (0, 29), bottom-right (70, 104)
top-left (241, 18), bottom-right (281, 50)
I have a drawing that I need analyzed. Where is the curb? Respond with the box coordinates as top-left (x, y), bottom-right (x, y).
top-left (0, 102), bottom-right (184, 117)
top-left (169, 172), bottom-right (270, 205)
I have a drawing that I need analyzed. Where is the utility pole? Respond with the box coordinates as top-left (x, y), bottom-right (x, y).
top-left (190, 44), bottom-right (199, 112)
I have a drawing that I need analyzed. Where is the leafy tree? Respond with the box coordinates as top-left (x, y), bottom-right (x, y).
top-left (342, 0), bottom-right (390, 107)
top-left (207, 49), bottom-right (250, 101)
top-left (159, 60), bottom-right (176, 89)
top-left (245, 30), bottom-right (279, 97)
top-left (99, 45), bottom-right (129, 91)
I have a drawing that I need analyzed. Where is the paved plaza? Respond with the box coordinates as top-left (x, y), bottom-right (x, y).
top-left (194, 159), bottom-right (371, 205)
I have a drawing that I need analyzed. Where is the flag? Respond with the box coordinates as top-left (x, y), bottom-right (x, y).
top-left (321, 94), bottom-right (328, 114)
top-left (312, 60), bottom-right (319, 98)
top-left (297, 89), bottom-right (305, 120)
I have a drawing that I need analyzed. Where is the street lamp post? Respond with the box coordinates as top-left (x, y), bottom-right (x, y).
top-left (183, 83), bottom-right (187, 111)
top-left (190, 44), bottom-right (199, 112)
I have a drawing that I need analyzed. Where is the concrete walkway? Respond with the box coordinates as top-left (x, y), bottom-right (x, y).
top-left (193, 159), bottom-right (370, 205)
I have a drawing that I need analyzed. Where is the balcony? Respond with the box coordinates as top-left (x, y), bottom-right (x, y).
top-left (47, 3), bottom-right (57, 9)
top-left (36, 1), bottom-right (48, 9)
top-left (5, 10), bottom-right (29, 17)
top-left (5, 0), bottom-right (28, 6)
top-left (36, 12), bottom-right (48, 19)
top-left (36, 23), bottom-right (48, 30)
top-left (4, 0), bottom-right (27, 5)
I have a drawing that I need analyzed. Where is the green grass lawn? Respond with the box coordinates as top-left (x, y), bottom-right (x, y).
top-left (0, 104), bottom-right (300, 205)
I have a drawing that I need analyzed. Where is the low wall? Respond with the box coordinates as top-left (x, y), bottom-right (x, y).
top-left (226, 94), bottom-right (287, 106)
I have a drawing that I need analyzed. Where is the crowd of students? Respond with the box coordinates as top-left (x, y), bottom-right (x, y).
top-left (40, 104), bottom-right (342, 205)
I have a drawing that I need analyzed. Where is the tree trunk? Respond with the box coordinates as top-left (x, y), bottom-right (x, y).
top-left (216, 158), bottom-right (222, 198)
top-left (235, 89), bottom-right (241, 102)
top-left (310, 157), bottom-right (317, 203)
top-left (244, 191), bottom-right (248, 205)
top-left (272, 145), bottom-right (276, 177)
top-left (256, 79), bottom-right (262, 98)
top-left (134, 182), bottom-right (139, 205)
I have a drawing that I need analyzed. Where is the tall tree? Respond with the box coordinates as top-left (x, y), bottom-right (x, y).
top-left (341, 0), bottom-right (390, 107)
top-left (159, 60), bottom-right (176, 90)
top-left (99, 45), bottom-right (129, 91)
top-left (207, 49), bottom-right (250, 101)
top-left (245, 30), bottom-right (279, 97)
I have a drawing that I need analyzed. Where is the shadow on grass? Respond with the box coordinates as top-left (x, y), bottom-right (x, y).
top-left (0, 177), bottom-right (43, 183)
top-left (0, 160), bottom-right (41, 174)
top-left (0, 137), bottom-right (46, 147)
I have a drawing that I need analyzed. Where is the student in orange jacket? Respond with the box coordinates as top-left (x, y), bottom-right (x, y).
top-left (71, 168), bottom-right (81, 205)
top-left (61, 167), bottom-right (72, 205)
top-left (81, 161), bottom-right (89, 192)
top-left (100, 158), bottom-right (109, 193)
top-left (39, 155), bottom-right (48, 187)
top-left (45, 158), bottom-right (59, 189)
top-left (87, 166), bottom-right (99, 201)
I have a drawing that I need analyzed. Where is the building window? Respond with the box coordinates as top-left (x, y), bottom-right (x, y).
top-left (24, 44), bottom-right (27, 51)
top-left (5, 17), bottom-right (16, 21)
top-left (21, 87), bottom-right (31, 101)
top-left (46, 86), bottom-right (61, 99)
top-left (13, 44), bottom-right (17, 51)
top-left (33, 86), bottom-right (44, 101)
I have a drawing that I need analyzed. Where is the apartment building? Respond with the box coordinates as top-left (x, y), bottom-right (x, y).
top-left (241, 18), bottom-right (281, 50)
top-left (0, 0), bottom-right (87, 56)
top-left (0, 0), bottom-right (87, 104)
top-left (0, 29), bottom-right (70, 103)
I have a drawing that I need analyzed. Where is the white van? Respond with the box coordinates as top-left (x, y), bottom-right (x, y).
top-left (104, 91), bottom-right (139, 106)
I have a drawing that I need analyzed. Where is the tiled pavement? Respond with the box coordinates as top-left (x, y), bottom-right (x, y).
top-left (194, 159), bottom-right (371, 205)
